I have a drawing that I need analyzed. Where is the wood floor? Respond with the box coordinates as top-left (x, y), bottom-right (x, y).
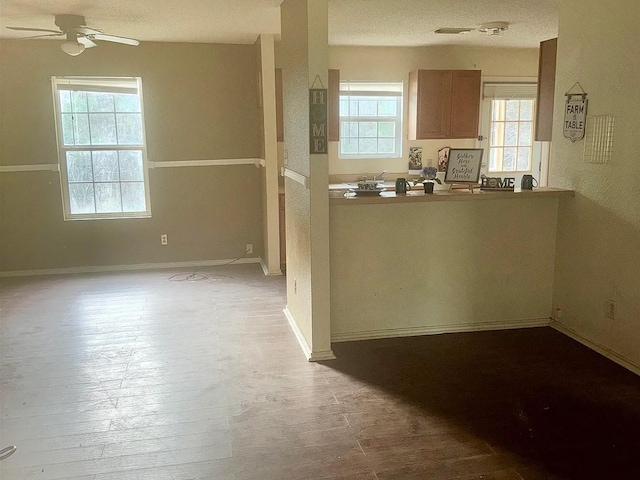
top-left (1, 265), bottom-right (640, 479)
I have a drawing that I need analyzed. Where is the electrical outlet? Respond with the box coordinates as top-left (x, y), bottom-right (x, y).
top-left (294, 279), bottom-right (297, 294)
top-left (246, 244), bottom-right (253, 255)
top-left (553, 307), bottom-right (562, 320)
top-left (605, 299), bottom-right (616, 320)
top-left (160, 234), bottom-right (168, 246)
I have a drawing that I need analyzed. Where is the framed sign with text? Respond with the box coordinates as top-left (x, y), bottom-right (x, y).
top-left (309, 88), bottom-right (327, 154)
top-left (444, 149), bottom-right (483, 184)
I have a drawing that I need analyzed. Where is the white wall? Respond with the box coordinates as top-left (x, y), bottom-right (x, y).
top-left (550, 0), bottom-right (640, 370)
top-left (328, 46), bottom-right (540, 175)
top-left (330, 197), bottom-right (560, 340)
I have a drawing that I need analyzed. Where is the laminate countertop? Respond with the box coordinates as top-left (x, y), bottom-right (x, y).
top-left (329, 185), bottom-right (574, 205)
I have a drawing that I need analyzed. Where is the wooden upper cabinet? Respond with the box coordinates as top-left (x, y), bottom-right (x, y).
top-left (328, 69), bottom-right (340, 142)
top-left (535, 38), bottom-right (558, 141)
top-left (409, 69), bottom-right (481, 140)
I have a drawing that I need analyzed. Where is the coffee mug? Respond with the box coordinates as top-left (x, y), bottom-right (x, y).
top-left (521, 175), bottom-right (538, 190)
top-left (395, 178), bottom-right (411, 194)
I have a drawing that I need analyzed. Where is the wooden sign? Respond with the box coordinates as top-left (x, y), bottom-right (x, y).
top-left (563, 95), bottom-right (588, 142)
top-left (309, 89), bottom-right (327, 154)
top-left (444, 149), bottom-right (483, 184)
top-left (480, 176), bottom-right (515, 191)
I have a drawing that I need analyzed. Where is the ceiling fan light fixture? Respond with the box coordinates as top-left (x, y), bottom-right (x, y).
top-left (61, 40), bottom-right (85, 56)
top-left (478, 22), bottom-right (510, 36)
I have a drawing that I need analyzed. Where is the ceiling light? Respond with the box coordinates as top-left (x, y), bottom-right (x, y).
top-left (61, 40), bottom-right (85, 56)
top-left (478, 22), bottom-right (509, 36)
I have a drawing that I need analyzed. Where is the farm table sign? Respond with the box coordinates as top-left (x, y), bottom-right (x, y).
top-left (563, 83), bottom-right (588, 142)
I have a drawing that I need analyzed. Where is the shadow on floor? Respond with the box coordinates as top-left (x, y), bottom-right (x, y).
top-left (324, 327), bottom-right (640, 479)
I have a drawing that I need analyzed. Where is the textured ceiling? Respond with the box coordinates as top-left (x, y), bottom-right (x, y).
top-left (0, 0), bottom-right (558, 47)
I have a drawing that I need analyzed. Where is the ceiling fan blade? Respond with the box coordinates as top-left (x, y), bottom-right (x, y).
top-left (89, 33), bottom-right (139, 46)
top-left (77, 36), bottom-right (97, 48)
top-left (18, 33), bottom-right (65, 40)
top-left (7, 26), bottom-right (62, 34)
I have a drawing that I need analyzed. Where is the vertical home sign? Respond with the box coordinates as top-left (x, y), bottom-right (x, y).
top-left (309, 88), bottom-right (328, 154)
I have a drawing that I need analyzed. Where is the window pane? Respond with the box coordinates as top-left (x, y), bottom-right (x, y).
top-left (95, 182), bottom-right (122, 213)
top-left (349, 100), bottom-right (358, 116)
top-left (341, 138), bottom-right (358, 154)
top-left (62, 114), bottom-right (90, 146)
top-left (359, 122), bottom-right (377, 138)
top-left (503, 148), bottom-right (517, 171)
top-left (92, 151), bottom-right (119, 182)
top-left (492, 100), bottom-right (504, 121)
top-left (505, 122), bottom-right (518, 146)
top-left (520, 100), bottom-right (533, 121)
top-left (119, 151), bottom-right (144, 181)
top-left (59, 91), bottom-right (72, 112)
top-left (89, 114), bottom-right (117, 145)
top-left (378, 138), bottom-right (394, 154)
top-left (517, 147), bottom-right (531, 170)
top-left (349, 122), bottom-right (358, 137)
top-left (339, 99), bottom-right (348, 116)
top-left (87, 92), bottom-right (115, 113)
top-left (69, 183), bottom-right (95, 214)
top-left (71, 91), bottom-right (88, 112)
top-left (378, 122), bottom-right (395, 137)
top-left (67, 151), bottom-right (93, 182)
top-left (114, 93), bottom-right (140, 113)
top-left (116, 114), bottom-right (143, 144)
top-left (378, 100), bottom-right (396, 116)
top-left (358, 138), bottom-right (377, 154)
top-left (121, 182), bottom-right (146, 212)
top-left (358, 100), bottom-right (377, 116)
top-left (489, 148), bottom-right (499, 171)
top-left (491, 122), bottom-right (503, 147)
top-left (519, 122), bottom-right (532, 146)
top-left (506, 100), bottom-right (519, 121)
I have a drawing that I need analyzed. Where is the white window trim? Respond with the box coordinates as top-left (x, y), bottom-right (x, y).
top-left (338, 82), bottom-right (403, 160)
top-left (51, 76), bottom-right (152, 221)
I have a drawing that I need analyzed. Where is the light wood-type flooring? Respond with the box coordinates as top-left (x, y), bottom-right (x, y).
top-left (2, 265), bottom-right (640, 479)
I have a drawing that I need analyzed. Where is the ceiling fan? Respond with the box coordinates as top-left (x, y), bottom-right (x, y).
top-left (6, 14), bottom-right (140, 56)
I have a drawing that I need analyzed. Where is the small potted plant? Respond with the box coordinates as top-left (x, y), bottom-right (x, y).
top-left (414, 166), bottom-right (441, 193)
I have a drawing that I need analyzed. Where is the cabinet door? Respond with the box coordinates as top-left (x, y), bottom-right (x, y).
top-left (535, 38), bottom-right (557, 141)
top-left (416, 70), bottom-right (452, 139)
top-left (450, 70), bottom-right (481, 138)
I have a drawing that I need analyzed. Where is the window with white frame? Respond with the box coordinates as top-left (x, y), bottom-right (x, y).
top-left (484, 84), bottom-right (537, 173)
top-left (52, 77), bottom-right (151, 220)
top-left (339, 82), bottom-right (403, 159)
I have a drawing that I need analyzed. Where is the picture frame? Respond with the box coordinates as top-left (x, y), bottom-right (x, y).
top-left (444, 149), bottom-right (483, 184)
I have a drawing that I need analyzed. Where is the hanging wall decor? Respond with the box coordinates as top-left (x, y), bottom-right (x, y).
top-left (309, 75), bottom-right (328, 154)
top-left (563, 82), bottom-right (588, 142)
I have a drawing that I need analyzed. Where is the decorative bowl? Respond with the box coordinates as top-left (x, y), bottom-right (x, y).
top-left (356, 180), bottom-right (382, 191)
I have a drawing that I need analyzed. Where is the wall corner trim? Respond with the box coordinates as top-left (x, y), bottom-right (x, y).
top-left (0, 164), bottom-right (59, 173)
top-left (551, 321), bottom-right (640, 377)
top-left (283, 306), bottom-right (335, 362)
top-left (331, 318), bottom-right (552, 343)
top-left (283, 167), bottom-right (309, 189)
top-left (0, 258), bottom-right (261, 278)
top-left (148, 158), bottom-right (262, 168)
top-left (259, 258), bottom-right (283, 276)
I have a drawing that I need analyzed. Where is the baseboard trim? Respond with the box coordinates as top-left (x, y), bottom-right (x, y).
top-left (331, 318), bottom-right (551, 343)
top-left (283, 306), bottom-right (336, 362)
top-left (259, 258), bottom-right (283, 277)
top-left (551, 321), bottom-right (640, 376)
top-left (0, 258), bottom-right (261, 278)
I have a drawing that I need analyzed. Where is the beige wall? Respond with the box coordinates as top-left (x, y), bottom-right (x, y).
top-left (550, 0), bottom-right (640, 367)
top-left (327, 45), bottom-right (540, 175)
top-left (330, 197), bottom-right (560, 340)
top-left (0, 41), bottom-right (263, 272)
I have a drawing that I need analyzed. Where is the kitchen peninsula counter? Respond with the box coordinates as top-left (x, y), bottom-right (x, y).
top-left (329, 185), bottom-right (573, 343)
top-left (329, 186), bottom-right (574, 205)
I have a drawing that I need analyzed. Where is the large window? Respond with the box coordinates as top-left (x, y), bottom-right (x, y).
top-left (339, 82), bottom-right (403, 159)
top-left (488, 98), bottom-right (536, 173)
top-left (52, 77), bottom-right (150, 220)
